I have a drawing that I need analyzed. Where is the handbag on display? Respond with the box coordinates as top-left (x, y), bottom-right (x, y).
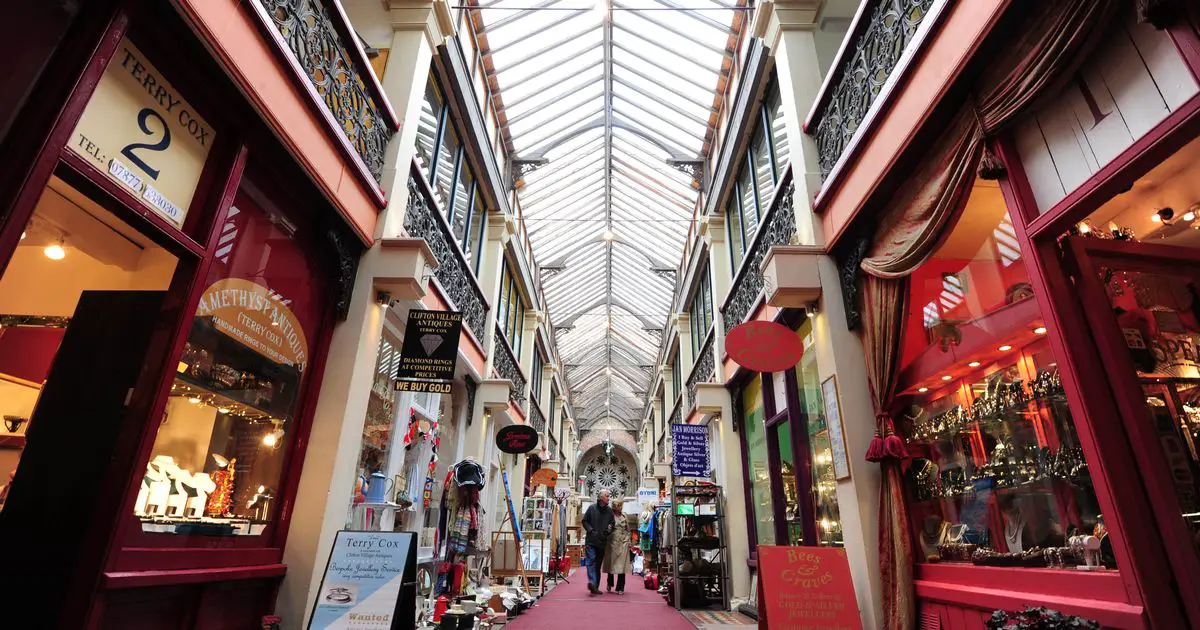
top-left (643, 573), bottom-right (658, 590)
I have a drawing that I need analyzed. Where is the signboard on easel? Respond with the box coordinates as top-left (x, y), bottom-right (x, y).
top-left (756, 546), bottom-right (861, 629)
top-left (309, 530), bottom-right (418, 630)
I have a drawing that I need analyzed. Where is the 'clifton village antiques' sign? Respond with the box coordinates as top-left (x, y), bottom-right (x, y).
top-left (757, 546), bottom-right (861, 630)
top-left (394, 309), bottom-right (463, 394)
top-left (309, 531), bottom-right (417, 630)
top-left (671, 423), bottom-right (710, 478)
top-left (67, 39), bottom-right (214, 227)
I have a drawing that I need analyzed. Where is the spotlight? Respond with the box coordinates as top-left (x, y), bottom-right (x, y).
top-left (187, 395), bottom-right (202, 404)
top-left (1077, 222), bottom-right (1091, 234)
top-left (1033, 326), bottom-right (1047, 335)
top-left (968, 361), bottom-right (981, 367)
top-left (941, 375), bottom-right (952, 381)
top-left (917, 387), bottom-right (929, 393)
top-left (217, 407), bottom-right (230, 414)
top-left (999, 344), bottom-right (1013, 352)
top-left (377, 291), bottom-right (392, 308)
top-left (1153, 207), bottom-right (1175, 224)
top-left (43, 238), bottom-right (66, 260)
top-left (262, 432), bottom-right (278, 447)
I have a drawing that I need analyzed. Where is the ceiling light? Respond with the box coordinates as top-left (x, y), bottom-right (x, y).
top-left (601, 229), bottom-right (615, 242)
top-left (999, 344), bottom-right (1013, 352)
top-left (20, 231), bottom-right (25, 240)
top-left (187, 395), bottom-right (202, 404)
top-left (917, 387), bottom-right (929, 393)
top-left (262, 432), bottom-right (279, 447)
top-left (968, 361), bottom-right (981, 367)
top-left (1185, 211), bottom-right (1197, 222)
top-left (1033, 326), bottom-right (1047, 335)
top-left (1154, 207), bottom-right (1175, 224)
top-left (217, 407), bottom-right (230, 414)
top-left (1077, 222), bottom-right (1090, 234)
top-left (941, 375), bottom-right (952, 381)
top-left (43, 238), bottom-right (66, 260)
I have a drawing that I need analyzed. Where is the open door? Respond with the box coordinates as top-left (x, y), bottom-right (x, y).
top-left (1064, 236), bottom-right (1200, 625)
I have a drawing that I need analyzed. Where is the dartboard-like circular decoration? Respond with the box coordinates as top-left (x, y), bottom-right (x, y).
top-left (582, 453), bottom-right (632, 498)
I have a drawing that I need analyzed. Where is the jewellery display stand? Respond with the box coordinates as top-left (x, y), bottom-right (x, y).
top-left (669, 484), bottom-right (730, 610)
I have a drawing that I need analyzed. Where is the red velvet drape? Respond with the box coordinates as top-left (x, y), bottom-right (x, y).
top-left (852, 1), bottom-right (1119, 627)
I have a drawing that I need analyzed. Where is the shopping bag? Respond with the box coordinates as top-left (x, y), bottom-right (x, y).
top-left (632, 555), bottom-right (644, 575)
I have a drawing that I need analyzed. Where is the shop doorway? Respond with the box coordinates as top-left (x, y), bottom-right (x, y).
top-left (1064, 236), bottom-right (1200, 623)
top-left (0, 175), bottom-right (179, 512)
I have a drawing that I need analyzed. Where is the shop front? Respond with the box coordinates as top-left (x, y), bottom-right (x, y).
top-left (0, 1), bottom-right (379, 626)
top-left (830, 3), bottom-right (1200, 628)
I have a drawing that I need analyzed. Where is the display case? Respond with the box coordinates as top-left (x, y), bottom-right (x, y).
top-left (668, 484), bottom-right (730, 610)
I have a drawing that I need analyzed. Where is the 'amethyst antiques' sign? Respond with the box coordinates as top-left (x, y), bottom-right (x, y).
top-left (671, 423), bottom-right (710, 478)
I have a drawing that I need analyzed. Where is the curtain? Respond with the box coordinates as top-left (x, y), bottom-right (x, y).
top-left (853, 1), bottom-right (1118, 628)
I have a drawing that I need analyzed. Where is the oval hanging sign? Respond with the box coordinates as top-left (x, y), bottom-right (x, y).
top-left (497, 424), bottom-right (539, 454)
top-left (725, 320), bottom-right (804, 373)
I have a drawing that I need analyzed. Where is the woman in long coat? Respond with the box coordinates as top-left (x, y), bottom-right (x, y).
top-left (602, 498), bottom-right (633, 593)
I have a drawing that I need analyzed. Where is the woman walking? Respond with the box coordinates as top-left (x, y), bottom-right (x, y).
top-left (602, 498), bottom-right (632, 593)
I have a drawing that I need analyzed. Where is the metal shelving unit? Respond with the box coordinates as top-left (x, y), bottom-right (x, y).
top-left (668, 484), bottom-right (730, 610)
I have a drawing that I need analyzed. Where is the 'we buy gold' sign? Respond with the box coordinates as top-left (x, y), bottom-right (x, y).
top-left (67, 39), bottom-right (214, 227)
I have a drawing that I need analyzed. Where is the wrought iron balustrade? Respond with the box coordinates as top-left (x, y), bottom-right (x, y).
top-left (811, 0), bottom-right (937, 178)
top-left (529, 399), bottom-right (546, 432)
top-left (686, 329), bottom-right (716, 407)
top-left (722, 177), bottom-right (797, 336)
top-left (405, 170), bottom-right (490, 340)
top-left (257, 0), bottom-right (393, 183)
top-left (494, 325), bottom-right (527, 405)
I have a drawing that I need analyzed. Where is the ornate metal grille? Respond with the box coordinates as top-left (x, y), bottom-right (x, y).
top-left (812, 0), bottom-right (936, 177)
top-left (529, 399), bottom-right (546, 432)
top-left (722, 181), bottom-right (797, 336)
top-left (686, 330), bottom-right (716, 407)
top-left (494, 325), bottom-right (527, 405)
top-left (405, 175), bottom-right (489, 339)
top-left (259, 0), bottom-right (391, 182)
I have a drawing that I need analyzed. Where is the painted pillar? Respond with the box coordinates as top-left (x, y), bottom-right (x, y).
top-left (758, 1), bottom-right (883, 626)
top-left (278, 2), bottom-right (450, 627)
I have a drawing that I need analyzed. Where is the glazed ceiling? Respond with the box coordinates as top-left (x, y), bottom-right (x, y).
top-left (474, 0), bottom-right (743, 433)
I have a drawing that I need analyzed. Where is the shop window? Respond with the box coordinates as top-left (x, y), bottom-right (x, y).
top-left (742, 376), bottom-right (774, 545)
top-left (137, 178), bottom-right (327, 537)
top-left (797, 327), bottom-right (842, 546)
top-left (897, 181), bottom-right (1108, 567)
top-left (415, 75), bottom-right (444, 179)
top-left (0, 177), bottom-right (179, 513)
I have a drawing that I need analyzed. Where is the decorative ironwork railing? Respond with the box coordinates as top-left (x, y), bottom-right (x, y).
top-left (258, 0), bottom-right (393, 183)
top-left (529, 399), bottom-right (546, 432)
top-left (405, 169), bottom-right (490, 340)
top-left (721, 177), bottom-right (797, 336)
top-left (686, 329), bottom-right (716, 407)
top-left (811, 0), bottom-right (937, 177)
top-left (494, 325), bottom-right (526, 405)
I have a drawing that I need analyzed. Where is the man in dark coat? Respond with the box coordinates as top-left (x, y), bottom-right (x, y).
top-left (582, 489), bottom-right (615, 594)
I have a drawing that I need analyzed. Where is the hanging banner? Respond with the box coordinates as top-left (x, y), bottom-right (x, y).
top-left (309, 530), bottom-right (417, 630)
top-left (67, 39), bottom-right (214, 227)
top-left (671, 423), bottom-right (710, 478)
top-left (726, 321), bottom-right (805, 373)
top-left (757, 546), bottom-right (861, 630)
top-left (394, 309), bottom-right (462, 392)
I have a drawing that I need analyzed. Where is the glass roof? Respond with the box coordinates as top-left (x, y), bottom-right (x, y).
top-left (475, 0), bottom-right (741, 433)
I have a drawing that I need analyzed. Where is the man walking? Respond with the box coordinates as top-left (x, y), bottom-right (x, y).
top-left (582, 489), bottom-right (615, 595)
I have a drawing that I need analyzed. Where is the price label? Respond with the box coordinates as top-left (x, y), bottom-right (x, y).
top-left (67, 39), bottom-right (214, 227)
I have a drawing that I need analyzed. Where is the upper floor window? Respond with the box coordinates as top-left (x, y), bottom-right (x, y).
top-left (726, 81), bottom-right (790, 273)
top-left (531, 348), bottom-right (545, 409)
top-left (671, 352), bottom-right (682, 405)
top-left (497, 260), bottom-right (526, 355)
top-left (688, 263), bottom-right (714, 357)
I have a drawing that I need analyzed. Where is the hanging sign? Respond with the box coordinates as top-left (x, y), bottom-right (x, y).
top-left (196, 278), bottom-right (308, 371)
top-left (394, 309), bottom-right (462, 393)
top-left (497, 424), bottom-right (539, 454)
top-left (530, 467), bottom-right (558, 488)
top-left (67, 39), bottom-right (214, 227)
top-left (671, 423), bottom-right (710, 478)
top-left (726, 321), bottom-right (804, 373)
top-left (757, 546), bottom-right (861, 630)
top-left (308, 530), bottom-right (417, 630)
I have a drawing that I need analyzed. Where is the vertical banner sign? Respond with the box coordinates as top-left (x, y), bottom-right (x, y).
top-left (757, 546), bottom-right (862, 630)
top-left (394, 310), bottom-right (463, 394)
top-left (309, 531), bottom-right (417, 630)
top-left (67, 39), bottom-right (214, 227)
top-left (671, 423), bottom-right (710, 478)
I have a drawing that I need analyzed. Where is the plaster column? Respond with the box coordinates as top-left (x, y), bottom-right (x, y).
top-left (754, 2), bottom-right (883, 626)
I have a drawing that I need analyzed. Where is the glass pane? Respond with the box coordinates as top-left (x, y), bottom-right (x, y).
top-left (415, 76), bottom-right (443, 178)
top-left (451, 165), bottom-right (474, 244)
top-left (796, 322), bottom-right (842, 546)
top-left (468, 189), bottom-right (487, 271)
top-left (898, 181), bottom-right (1109, 567)
top-left (0, 177), bottom-right (178, 515)
top-left (752, 125), bottom-right (775, 213)
top-left (776, 419), bottom-right (803, 545)
top-left (742, 376), bottom-right (774, 545)
top-left (433, 127), bottom-right (460, 211)
top-left (739, 165), bottom-right (758, 244)
top-left (727, 194), bottom-right (744, 271)
top-left (140, 181), bottom-right (326, 536)
top-left (767, 85), bottom-right (790, 179)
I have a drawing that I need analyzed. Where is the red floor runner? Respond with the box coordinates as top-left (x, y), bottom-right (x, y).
top-left (503, 572), bottom-right (695, 630)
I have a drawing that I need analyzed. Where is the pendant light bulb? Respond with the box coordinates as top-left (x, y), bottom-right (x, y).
top-left (44, 238), bottom-right (66, 260)
top-left (262, 432), bottom-right (278, 447)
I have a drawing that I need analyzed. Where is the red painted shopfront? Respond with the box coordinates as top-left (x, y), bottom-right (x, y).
top-left (823, 3), bottom-right (1200, 629)
top-left (0, 1), bottom-right (383, 627)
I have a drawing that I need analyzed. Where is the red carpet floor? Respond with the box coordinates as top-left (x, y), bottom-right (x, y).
top-left (503, 573), bottom-right (696, 630)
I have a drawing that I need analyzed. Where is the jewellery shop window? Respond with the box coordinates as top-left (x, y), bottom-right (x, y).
top-left (895, 181), bottom-right (1112, 570)
top-left (136, 179), bottom-right (328, 538)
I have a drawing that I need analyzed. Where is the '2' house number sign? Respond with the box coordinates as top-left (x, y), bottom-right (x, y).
top-left (67, 39), bottom-right (215, 227)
